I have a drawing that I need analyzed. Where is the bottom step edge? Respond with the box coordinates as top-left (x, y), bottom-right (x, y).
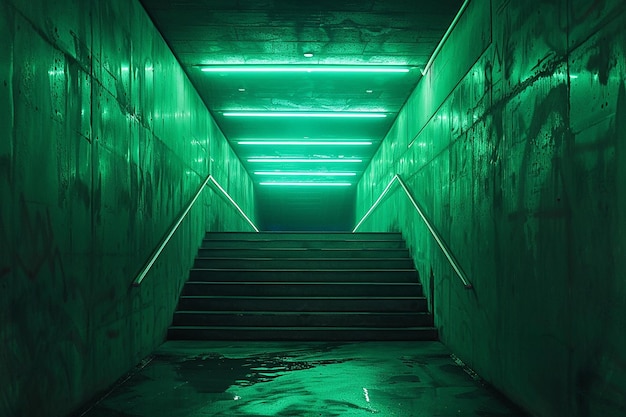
top-left (167, 326), bottom-right (438, 341)
top-left (169, 326), bottom-right (437, 331)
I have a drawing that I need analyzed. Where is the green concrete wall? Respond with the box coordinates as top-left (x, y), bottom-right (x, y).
top-left (356, 0), bottom-right (626, 416)
top-left (0, 0), bottom-right (256, 416)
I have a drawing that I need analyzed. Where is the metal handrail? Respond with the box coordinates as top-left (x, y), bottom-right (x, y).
top-left (132, 174), bottom-right (258, 287)
top-left (353, 174), bottom-right (472, 289)
top-left (207, 176), bottom-right (259, 233)
top-left (421, 0), bottom-right (471, 76)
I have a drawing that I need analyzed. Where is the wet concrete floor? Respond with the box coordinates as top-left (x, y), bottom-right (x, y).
top-left (75, 341), bottom-right (530, 417)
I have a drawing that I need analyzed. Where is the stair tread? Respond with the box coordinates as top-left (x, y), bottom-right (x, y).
top-left (202, 248), bottom-right (406, 251)
top-left (204, 237), bottom-right (403, 240)
top-left (196, 256), bottom-right (411, 262)
top-left (202, 235), bottom-right (402, 243)
top-left (202, 238), bottom-right (406, 249)
top-left (204, 232), bottom-right (400, 234)
top-left (185, 281), bottom-right (420, 285)
top-left (180, 295), bottom-right (425, 299)
top-left (175, 310), bottom-right (429, 315)
top-left (169, 325), bottom-right (436, 330)
top-left (205, 232), bottom-right (400, 234)
top-left (190, 268), bottom-right (416, 272)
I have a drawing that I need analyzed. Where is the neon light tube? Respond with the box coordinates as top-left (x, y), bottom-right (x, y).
top-left (259, 182), bottom-right (353, 187)
top-left (248, 158), bottom-right (362, 163)
top-left (238, 141), bottom-right (372, 146)
top-left (201, 66), bottom-right (410, 73)
top-left (223, 112), bottom-right (386, 118)
top-left (254, 172), bottom-right (357, 176)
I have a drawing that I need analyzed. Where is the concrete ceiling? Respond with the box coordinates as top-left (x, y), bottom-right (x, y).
top-left (139, 0), bottom-right (462, 228)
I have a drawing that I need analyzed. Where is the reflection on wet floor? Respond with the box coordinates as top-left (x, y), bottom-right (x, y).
top-left (161, 352), bottom-right (351, 392)
top-left (75, 341), bottom-right (530, 417)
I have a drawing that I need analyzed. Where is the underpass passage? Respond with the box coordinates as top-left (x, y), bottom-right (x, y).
top-left (3, 0), bottom-right (626, 416)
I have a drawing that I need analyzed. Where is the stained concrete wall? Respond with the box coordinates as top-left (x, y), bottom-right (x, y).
top-left (356, 0), bottom-right (626, 416)
top-left (0, 0), bottom-right (256, 416)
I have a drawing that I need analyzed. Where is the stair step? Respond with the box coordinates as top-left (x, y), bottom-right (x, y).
top-left (204, 232), bottom-right (403, 241)
top-left (189, 269), bottom-right (419, 282)
top-left (181, 282), bottom-right (423, 297)
top-left (168, 326), bottom-right (438, 341)
top-left (168, 231), bottom-right (436, 342)
top-left (197, 248), bottom-right (410, 259)
top-left (172, 311), bottom-right (434, 327)
top-left (177, 296), bottom-right (427, 312)
top-left (201, 239), bottom-right (406, 249)
top-left (193, 257), bottom-right (414, 269)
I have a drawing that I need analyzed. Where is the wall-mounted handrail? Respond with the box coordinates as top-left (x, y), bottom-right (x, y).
top-left (207, 176), bottom-right (259, 233)
top-left (421, 0), bottom-right (471, 76)
top-left (353, 174), bottom-right (472, 289)
top-left (132, 174), bottom-right (258, 287)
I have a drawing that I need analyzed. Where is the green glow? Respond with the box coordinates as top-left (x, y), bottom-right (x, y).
top-left (248, 158), bottom-right (362, 163)
top-left (254, 172), bottom-right (357, 176)
top-left (201, 65), bottom-right (410, 73)
top-left (238, 141), bottom-right (372, 146)
top-left (223, 112), bottom-right (387, 118)
top-left (259, 182), bottom-right (352, 187)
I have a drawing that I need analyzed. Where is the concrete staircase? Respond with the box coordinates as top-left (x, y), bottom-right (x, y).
top-left (167, 232), bottom-right (437, 341)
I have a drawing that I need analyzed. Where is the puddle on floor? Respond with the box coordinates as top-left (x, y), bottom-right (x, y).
top-left (157, 352), bottom-right (351, 394)
top-left (74, 342), bottom-right (532, 417)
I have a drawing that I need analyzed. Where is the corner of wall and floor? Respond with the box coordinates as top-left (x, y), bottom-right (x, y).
top-left (355, 1), bottom-right (626, 416)
top-left (0, 1), bottom-right (255, 416)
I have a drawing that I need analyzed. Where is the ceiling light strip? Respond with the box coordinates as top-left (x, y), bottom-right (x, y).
top-left (259, 182), bottom-right (353, 187)
top-left (201, 66), bottom-right (410, 73)
top-left (248, 158), bottom-right (362, 163)
top-left (238, 141), bottom-right (372, 146)
top-left (223, 112), bottom-right (386, 118)
top-left (255, 172), bottom-right (357, 176)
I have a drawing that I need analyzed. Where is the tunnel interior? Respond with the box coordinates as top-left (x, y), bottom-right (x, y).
top-left (2, 1), bottom-right (626, 417)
